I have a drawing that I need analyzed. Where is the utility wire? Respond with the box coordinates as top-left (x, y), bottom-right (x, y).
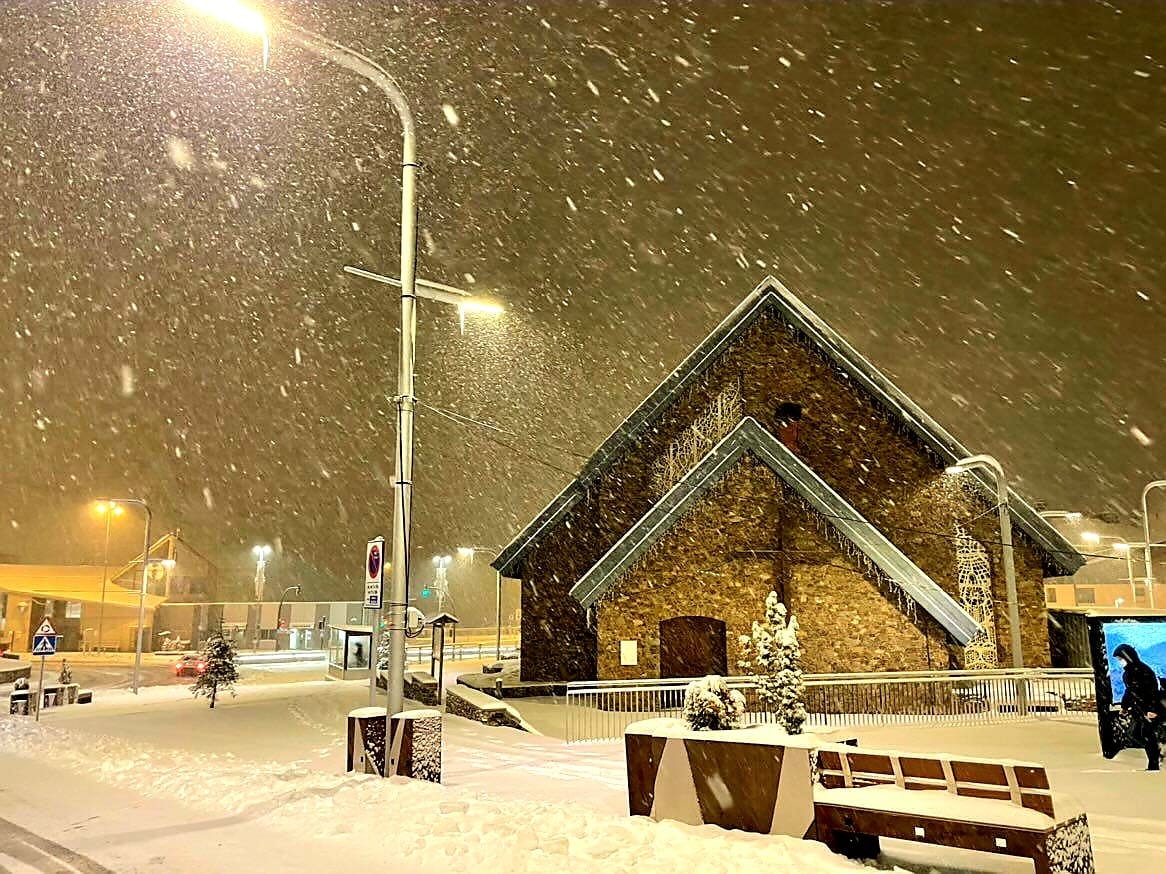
top-left (417, 402), bottom-right (592, 461)
top-left (414, 403), bottom-right (1130, 566)
top-left (417, 404), bottom-right (582, 477)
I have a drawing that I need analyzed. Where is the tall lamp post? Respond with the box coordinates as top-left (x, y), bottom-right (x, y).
top-left (945, 455), bottom-right (1024, 670)
top-left (97, 497), bottom-right (153, 694)
top-left (251, 544), bottom-right (272, 650)
top-left (186, 0), bottom-right (502, 721)
top-left (1141, 480), bottom-right (1166, 609)
top-left (94, 500), bottom-right (125, 652)
top-left (457, 546), bottom-right (504, 660)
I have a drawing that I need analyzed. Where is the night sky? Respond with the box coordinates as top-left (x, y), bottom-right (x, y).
top-left (1, 0), bottom-right (1163, 608)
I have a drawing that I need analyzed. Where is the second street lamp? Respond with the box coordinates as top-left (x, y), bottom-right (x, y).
top-left (94, 500), bottom-right (125, 652)
top-left (97, 496), bottom-right (153, 693)
top-left (187, 0), bottom-right (501, 724)
top-left (944, 455), bottom-right (1024, 671)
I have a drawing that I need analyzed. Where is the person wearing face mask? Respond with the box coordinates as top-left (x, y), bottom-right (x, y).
top-left (1114, 643), bottom-right (1164, 772)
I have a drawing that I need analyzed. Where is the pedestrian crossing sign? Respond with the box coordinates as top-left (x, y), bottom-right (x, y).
top-left (32, 617), bottom-right (58, 656)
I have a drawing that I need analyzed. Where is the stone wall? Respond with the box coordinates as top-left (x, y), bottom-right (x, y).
top-left (520, 310), bottom-right (1053, 682)
top-left (596, 457), bottom-right (951, 680)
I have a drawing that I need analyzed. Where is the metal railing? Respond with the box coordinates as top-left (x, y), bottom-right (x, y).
top-left (564, 668), bottom-right (1096, 743)
top-left (404, 643), bottom-right (519, 665)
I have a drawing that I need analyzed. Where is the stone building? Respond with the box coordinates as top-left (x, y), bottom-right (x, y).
top-left (493, 278), bottom-right (1084, 683)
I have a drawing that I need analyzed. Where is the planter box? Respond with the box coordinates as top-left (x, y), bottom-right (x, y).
top-left (625, 718), bottom-right (851, 839)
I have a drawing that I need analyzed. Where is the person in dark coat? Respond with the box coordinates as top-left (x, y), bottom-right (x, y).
top-left (1114, 643), bottom-right (1163, 771)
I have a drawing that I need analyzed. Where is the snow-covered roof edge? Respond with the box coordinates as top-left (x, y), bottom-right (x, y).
top-left (494, 276), bottom-right (1083, 578)
top-left (569, 417), bottom-right (981, 646)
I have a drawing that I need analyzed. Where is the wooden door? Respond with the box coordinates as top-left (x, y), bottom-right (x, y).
top-left (659, 616), bottom-right (728, 678)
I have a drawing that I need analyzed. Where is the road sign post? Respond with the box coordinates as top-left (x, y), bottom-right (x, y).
top-left (32, 617), bottom-right (58, 722)
top-left (365, 537), bottom-right (385, 706)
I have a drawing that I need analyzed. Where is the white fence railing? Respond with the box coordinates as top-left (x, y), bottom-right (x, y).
top-left (564, 668), bottom-right (1096, 743)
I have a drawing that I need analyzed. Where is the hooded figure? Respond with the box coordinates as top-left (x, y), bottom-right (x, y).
top-left (1114, 643), bottom-right (1163, 771)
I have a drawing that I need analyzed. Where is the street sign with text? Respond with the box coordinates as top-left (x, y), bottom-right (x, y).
top-left (364, 536), bottom-right (385, 610)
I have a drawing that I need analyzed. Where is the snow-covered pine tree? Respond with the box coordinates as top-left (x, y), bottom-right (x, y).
top-left (738, 590), bottom-right (807, 734)
top-left (682, 675), bottom-right (746, 731)
top-left (191, 631), bottom-right (240, 709)
top-left (58, 659), bottom-right (72, 685)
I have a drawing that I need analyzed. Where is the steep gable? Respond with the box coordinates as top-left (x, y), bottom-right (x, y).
top-left (495, 276), bottom-right (1083, 579)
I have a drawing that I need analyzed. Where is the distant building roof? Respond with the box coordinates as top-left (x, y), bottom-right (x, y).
top-left (495, 276), bottom-right (1084, 579)
top-left (569, 417), bottom-right (981, 646)
top-left (0, 564), bottom-right (165, 610)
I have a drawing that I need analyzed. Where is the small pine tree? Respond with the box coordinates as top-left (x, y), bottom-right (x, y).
top-left (191, 631), bottom-right (240, 709)
top-left (738, 591), bottom-right (807, 734)
top-left (682, 675), bottom-right (746, 731)
top-left (58, 659), bottom-right (72, 685)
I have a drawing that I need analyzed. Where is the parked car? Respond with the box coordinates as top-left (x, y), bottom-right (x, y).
top-left (174, 654), bottom-right (207, 677)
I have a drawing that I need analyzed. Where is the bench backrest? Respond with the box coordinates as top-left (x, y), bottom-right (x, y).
top-left (816, 747), bottom-right (1055, 817)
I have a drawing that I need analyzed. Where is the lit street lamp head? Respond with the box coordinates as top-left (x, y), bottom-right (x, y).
top-left (186, 0), bottom-right (267, 37)
top-left (944, 465), bottom-right (967, 476)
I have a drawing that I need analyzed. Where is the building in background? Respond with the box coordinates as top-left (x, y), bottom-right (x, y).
top-left (0, 564), bottom-right (165, 652)
top-left (495, 278), bottom-right (1084, 683)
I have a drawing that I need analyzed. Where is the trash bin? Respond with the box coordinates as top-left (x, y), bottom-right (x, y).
top-left (346, 707), bottom-right (442, 782)
top-left (388, 709), bottom-right (442, 783)
top-left (8, 690), bottom-right (29, 716)
top-left (347, 707), bottom-right (388, 776)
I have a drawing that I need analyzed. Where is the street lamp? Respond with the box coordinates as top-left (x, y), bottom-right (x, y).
top-left (186, 0), bottom-right (503, 721)
top-left (432, 555), bottom-right (452, 612)
top-left (97, 497), bottom-right (153, 694)
top-left (945, 455), bottom-right (1024, 671)
top-left (93, 500), bottom-right (125, 652)
top-left (275, 585), bottom-right (301, 651)
top-left (1141, 480), bottom-right (1166, 609)
top-left (252, 544), bottom-right (272, 601)
top-left (458, 546), bottom-right (504, 660)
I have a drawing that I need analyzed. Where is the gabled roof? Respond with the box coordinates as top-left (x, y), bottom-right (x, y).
top-left (569, 418), bottom-right (981, 646)
top-left (494, 276), bottom-right (1084, 579)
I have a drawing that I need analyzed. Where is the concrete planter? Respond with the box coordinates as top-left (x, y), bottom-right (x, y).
top-left (625, 718), bottom-right (851, 838)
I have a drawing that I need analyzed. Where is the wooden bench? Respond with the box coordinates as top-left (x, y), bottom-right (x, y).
top-left (813, 745), bottom-right (1094, 874)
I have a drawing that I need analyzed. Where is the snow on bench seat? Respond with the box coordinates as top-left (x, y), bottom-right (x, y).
top-left (814, 784), bottom-right (1057, 829)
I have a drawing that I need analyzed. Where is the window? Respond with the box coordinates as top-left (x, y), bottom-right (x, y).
top-left (1075, 588), bottom-right (1096, 605)
top-left (1045, 587), bottom-right (1057, 604)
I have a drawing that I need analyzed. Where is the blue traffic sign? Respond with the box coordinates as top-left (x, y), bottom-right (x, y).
top-left (32, 634), bottom-right (58, 656)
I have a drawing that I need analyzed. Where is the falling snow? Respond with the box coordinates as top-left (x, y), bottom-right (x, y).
top-left (0, 0), bottom-right (1161, 600)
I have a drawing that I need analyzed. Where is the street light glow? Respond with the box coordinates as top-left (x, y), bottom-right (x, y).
top-left (944, 464), bottom-right (967, 476)
top-left (1081, 531), bottom-right (1101, 545)
top-left (253, 544), bottom-right (272, 559)
top-left (457, 298), bottom-right (504, 334)
top-left (1113, 542), bottom-right (1130, 552)
top-left (95, 500), bottom-right (125, 516)
top-left (187, 0), bottom-right (267, 37)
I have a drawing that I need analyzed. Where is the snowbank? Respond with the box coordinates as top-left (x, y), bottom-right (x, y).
top-left (0, 716), bottom-right (870, 873)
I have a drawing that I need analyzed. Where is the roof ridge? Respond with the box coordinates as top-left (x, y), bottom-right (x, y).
top-left (494, 277), bottom-right (1083, 579)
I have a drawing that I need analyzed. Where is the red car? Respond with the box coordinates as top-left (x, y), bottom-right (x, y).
top-left (174, 655), bottom-right (207, 677)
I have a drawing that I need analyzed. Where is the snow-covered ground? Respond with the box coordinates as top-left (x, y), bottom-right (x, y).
top-left (0, 680), bottom-right (865, 874)
top-left (0, 679), bottom-right (1161, 873)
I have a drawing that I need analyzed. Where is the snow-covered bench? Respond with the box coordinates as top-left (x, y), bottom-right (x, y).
top-left (813, 745), bottom-right (1093, 874)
